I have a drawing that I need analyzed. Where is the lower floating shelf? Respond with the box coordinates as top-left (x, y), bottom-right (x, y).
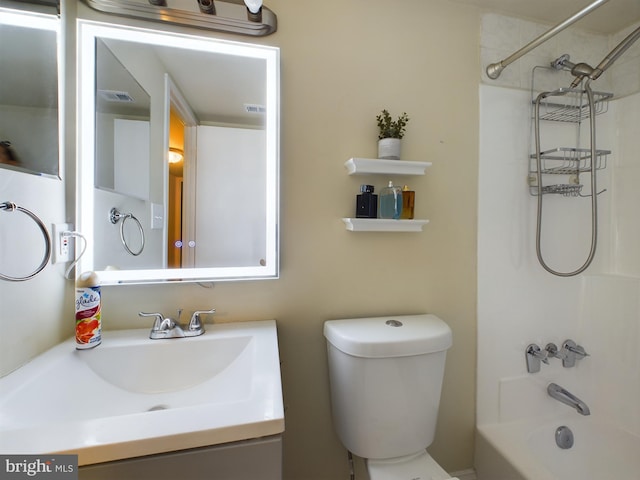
top-left (342, 218), bottom-right (429, 232)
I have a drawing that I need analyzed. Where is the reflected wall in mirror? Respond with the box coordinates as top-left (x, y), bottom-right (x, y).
top-left (77, 21), bottom-right (279, 285)
top-left (95, 38), bottom-right (151, 199)
top-left (0, 5), bottom-right (59, 178)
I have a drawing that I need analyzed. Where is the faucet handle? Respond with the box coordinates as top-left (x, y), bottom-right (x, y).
top-left (139, 312), bottom-right (178, 338)
top-left (188, 308), bottom-right (216, 334)
top-left (526, 343), bottom-right (549, 373)
top-left (564, 340), bottom-right (589, 358)
top-left (561, 339), bottom-right (589, 367)
top-left (139, 312), bottom-right (164, 330)
top-left (528, 344), bottom-right (549, 362)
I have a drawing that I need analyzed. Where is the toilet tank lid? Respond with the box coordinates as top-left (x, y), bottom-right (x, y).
top-left (323, 314), bottom-right (452, 358)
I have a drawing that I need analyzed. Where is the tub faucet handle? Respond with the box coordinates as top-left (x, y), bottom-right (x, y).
top-left (564, 340), bottom-right (589, 357)
top-left (561, 339), bottom-right (589, 368)
top-left (526, 344), bottom-right (548, 373)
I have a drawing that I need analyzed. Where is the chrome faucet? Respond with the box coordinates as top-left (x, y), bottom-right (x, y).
top-left (526, 340), bottom-right (589, 373)
top-left (547, 383), bottom-right (591, 416)
top-left (138, 308), bottom-right (216, 339)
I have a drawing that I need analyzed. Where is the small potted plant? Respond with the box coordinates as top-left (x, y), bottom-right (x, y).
top-left (376, 110), bottom-right (409, 160)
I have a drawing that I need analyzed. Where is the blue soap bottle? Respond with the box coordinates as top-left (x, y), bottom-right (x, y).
top-left (379, 181), bottom-right (403, 219)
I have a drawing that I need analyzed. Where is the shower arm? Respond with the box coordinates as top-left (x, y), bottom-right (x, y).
top-left (570, 25), bottom-right (640, 87)
top-left (486, 0), bottom-right (609, 80)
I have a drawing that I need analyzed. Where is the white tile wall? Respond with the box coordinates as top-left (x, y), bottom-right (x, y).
top-left (477, 14), bottom-right (640, 429)
top-left (612, 93), bottom-right (640, 275)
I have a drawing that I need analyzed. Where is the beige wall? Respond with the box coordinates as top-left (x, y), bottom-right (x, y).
top-left (97, 1), bottom-right (480, 476)
top-left (2, 0), bottom-right (480, 478)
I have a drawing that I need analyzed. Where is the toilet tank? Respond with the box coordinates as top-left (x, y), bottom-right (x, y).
top-left (324, 314), bottom-right (452, 460)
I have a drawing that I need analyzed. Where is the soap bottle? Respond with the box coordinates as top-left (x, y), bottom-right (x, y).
top-left (379, 181), bottom-right (403, 219)
top-left (75, 271), bottom-right (102, 349)
top-left (401, 185), bottom-right (415, 219)
top-left (356, 184), bottom-right (378, 218)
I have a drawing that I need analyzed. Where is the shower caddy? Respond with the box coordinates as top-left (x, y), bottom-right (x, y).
top-left (528, 70), bottom-right (612, 198)
top-left (528, 66), bottom-right (612, 277)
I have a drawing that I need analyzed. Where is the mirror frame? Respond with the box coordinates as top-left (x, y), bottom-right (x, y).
top-left (77, 20), bottom-right (279, 285)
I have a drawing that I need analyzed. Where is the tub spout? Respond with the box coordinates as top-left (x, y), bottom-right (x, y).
top-left (547, 383), bottom-right (591, 416)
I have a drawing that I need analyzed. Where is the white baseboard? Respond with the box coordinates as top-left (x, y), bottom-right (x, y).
top-left (449, 468), bottom-right (477, 480)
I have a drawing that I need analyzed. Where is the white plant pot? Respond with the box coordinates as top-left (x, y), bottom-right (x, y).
top-left (378, 138), bottom-right (401, 160)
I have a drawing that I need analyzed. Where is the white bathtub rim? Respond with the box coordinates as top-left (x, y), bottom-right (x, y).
top-left (477, 413), bottom-right (640, 480)
top-left (478, 419), bottom-right (555, 480)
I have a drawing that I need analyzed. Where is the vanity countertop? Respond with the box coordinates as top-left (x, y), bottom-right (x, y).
top-left (0, 320), bottom-right (284, 465)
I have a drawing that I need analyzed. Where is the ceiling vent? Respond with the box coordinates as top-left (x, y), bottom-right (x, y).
top-left (244, 103), bottom-right (266, 114)
top-left (98, 90), bottom-right (135, 103)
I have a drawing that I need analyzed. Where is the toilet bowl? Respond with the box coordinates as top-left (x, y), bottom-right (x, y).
top-left (324, 314), bottom-right (454, 480)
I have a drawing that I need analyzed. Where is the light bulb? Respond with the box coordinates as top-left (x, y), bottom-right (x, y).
top-left (168, 148), bottom-right (183, 164)
top-left (243, 0), bottom-right (262, 14)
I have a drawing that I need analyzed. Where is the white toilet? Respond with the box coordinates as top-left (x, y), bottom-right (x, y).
top-left (324, 314), bottom-right (458, 480)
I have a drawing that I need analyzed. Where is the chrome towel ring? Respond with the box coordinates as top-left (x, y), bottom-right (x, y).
top-left (0, 201), bottom-right (52, 281)
top-left (109, 207), bottom-right (145, 256)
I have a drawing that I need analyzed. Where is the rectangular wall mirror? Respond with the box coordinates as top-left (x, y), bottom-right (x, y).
top-left (0, 3), bottom-right (60, 178)
top-left (77, 20), bottom-right (279, 284)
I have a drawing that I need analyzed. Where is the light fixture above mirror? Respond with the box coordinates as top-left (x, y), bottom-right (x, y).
top-left (82, 0), bottom-right (277, 36)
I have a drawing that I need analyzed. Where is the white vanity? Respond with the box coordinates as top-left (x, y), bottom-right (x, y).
top-left (0, 321), bottom-right (285, 479)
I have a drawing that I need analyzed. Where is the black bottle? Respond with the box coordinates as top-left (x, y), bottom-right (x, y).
top-left (356, 185), bottom-right (378, 218)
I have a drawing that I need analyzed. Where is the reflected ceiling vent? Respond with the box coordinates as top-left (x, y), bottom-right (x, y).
top-left (98, 90), bottom-right (135, 102)
top-left (244, 103), bottom-right (266, 114)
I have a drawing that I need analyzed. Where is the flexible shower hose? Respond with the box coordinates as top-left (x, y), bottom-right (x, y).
top-left (533, 81), bottom-right (599, 277)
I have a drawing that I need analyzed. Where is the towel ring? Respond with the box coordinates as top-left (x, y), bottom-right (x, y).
top-left (109, 207), bottom-right (145, 256)
top-left (0, 201), bottom-right (52, 281)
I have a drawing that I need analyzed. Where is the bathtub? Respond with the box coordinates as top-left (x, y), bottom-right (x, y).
top-left (475, 414), bottom-right (640, 480)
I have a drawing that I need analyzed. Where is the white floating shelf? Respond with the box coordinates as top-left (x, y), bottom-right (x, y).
top-left (342, 218), bottom-right (430, 232)
top-left (345, 158), bottom-right (432, 176)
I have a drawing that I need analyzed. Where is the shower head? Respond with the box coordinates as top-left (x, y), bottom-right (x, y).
top-left (569, 62), bottom-right (598, 87)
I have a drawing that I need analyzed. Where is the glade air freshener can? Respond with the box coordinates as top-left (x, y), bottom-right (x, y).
top-left (75, 271), bottom-right (102, 349)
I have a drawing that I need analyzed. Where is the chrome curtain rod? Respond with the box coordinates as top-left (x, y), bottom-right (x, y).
top-left (486, 0), bottom-right (610, 80)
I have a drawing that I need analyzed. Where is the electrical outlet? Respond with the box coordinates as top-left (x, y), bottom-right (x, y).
top-left (52, 223), bottom-right (73, 264)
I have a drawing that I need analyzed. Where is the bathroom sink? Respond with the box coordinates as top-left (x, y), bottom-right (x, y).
top-left (0, 320), bottom-right (284, 465)
top-left (82, 332), bottom-right (252, 394)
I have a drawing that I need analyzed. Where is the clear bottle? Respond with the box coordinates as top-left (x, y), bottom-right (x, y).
top-left (400, 185), bottom-right (415, 219)
top-left (379, 181), bottom-right (403, 219)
